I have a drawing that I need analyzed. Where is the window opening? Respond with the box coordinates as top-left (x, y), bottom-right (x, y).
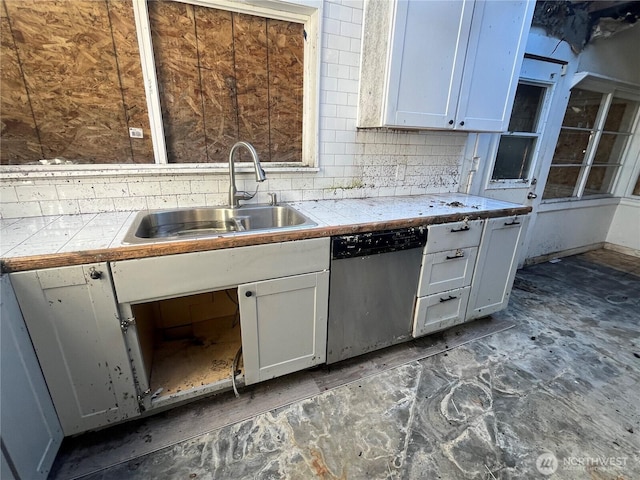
top-left (148, 1), bottom-right (304, 164)
top-left (543, 88), bottom-right (638, 199)
top-left (491, 83), bottom-right (546, 182)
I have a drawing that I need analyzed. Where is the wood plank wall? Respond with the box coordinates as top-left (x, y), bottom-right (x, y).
top-left (148, 0), bottom-right (304, 163)
top-left (1, 0), bottom-right (304, 165)
top-left (0, 0), bottom-right (154, 165)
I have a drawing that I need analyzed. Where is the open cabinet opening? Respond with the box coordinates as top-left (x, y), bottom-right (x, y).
top-left (131, 288), bottom-right (243, 402)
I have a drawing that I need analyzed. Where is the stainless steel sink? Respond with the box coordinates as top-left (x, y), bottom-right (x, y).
top-left (123, 205), bottom-right (316, 243)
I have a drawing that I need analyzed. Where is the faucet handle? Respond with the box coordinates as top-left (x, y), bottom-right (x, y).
top-left (267, 192), bottom-right (277, 206)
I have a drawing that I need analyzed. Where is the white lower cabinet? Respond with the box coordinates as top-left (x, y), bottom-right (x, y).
top-left (1, 276), bottom-right (62, 478)
top-left (413, 220), bottom-right (483, 337)
top-left (9, 264), bottom-right (140, 436)
top-left (413, 215), bottom-right (526, 337)
top-left (466, 216), bottom-right (525, 320)
top-left (111, 238), bottom-right (330, 412)
top-left (239, 271), bottom-right (329, 385)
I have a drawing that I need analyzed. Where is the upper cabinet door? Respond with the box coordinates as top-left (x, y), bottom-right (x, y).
top-left (239, 271), bottom-right (329, 385)
top-left (358, 0), bottom-right (535, 132)
top-left (388, 0), bottom-right (474, 129)
top-left (10, 264), bottom-right (140, 435)
top-left (455, 0), bottom-right (536, 131)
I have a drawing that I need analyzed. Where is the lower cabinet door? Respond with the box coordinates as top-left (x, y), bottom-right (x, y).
top-left (10, 264), bottom-right (140, 435)
top-left (412, 286), bottom-right (471, 337)
top-left (1, 276), bottom-right (62, 479)
top-left (466, 216), bottom-right (524, 321)
top-left (239, 271), bottom-right (329, 385)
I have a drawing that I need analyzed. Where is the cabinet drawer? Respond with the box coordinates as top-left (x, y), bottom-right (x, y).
top-left (412, 286), bottom-right (471, 338)
top-left (426, 219), bottom-right (483, 252)
top-left (418, 247), bottom-right (477, 297)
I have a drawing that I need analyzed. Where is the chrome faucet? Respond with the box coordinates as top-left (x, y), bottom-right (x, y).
top-left (228, 141), bottom-right (266, 207)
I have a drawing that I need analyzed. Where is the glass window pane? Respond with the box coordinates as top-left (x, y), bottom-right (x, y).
top-left (633, 174), bottom-right (640, 196)
top-left (561, 88), bottom-right (601, 129)
top-left (583, 166), bottom-right (618, 196)
top-left (550, 129), bottom-right (591, 165)
top-left (593, 133), bottom-right (630, 165)
top-left (543, 166), bottom-right (582, 199)
top-left (603, 98), bottom-right (639, 133)
top-left (492, 136), bottom-right (535, 180)
top-left (508, 84), bottom-right (545, 133)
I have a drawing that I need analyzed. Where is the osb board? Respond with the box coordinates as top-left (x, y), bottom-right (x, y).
top-left (148, 1), bottom-right (207, 164)
top-left (106, 0), bottom-right (153, 163)
top-left (267, 19), bottom-right (303, 162)
top-left (148, 1), bottom-right (302, 164)
top-left (1, 0), bottom-right (303, 165)
top-left (0, 3), bottom-right (42, 164)
top-left (233, 12), bottom-right (270, 163)
top-left (3, 0), bottom-right (133, 163)
top-left (149, 315), bottom-right (242, 399)
top-left (195, 7), bottom-right (239, 161)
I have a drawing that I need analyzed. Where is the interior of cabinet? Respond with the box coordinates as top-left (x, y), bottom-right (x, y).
top-left (132, 288), bottom-right (243, 400)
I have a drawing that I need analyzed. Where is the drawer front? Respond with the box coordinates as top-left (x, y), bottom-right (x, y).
top-left (426, 219), bottom-right (483, 253)
top-left (418, 247), bottom-right (478, 297)
top-left (412, 286), bottom-right (471, 338)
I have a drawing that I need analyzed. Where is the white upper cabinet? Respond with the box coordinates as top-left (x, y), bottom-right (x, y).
top-left (358, 0), bottom-right (535, 131)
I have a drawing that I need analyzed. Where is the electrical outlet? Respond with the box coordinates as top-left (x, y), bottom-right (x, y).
top-left (129, 127), bottom-right (144, 139)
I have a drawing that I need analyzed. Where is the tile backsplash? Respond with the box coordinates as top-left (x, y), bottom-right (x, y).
top-left (0, 0), bottom-right (467, 219)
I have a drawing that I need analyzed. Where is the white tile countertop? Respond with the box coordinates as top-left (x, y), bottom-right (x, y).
top-left (1, 194), bottom-right (529, 272)
top-left (288, 193), bottom-right (518, 227)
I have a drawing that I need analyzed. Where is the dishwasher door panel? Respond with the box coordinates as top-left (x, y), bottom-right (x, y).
top-left (327, 247), bottom-right (422, 364)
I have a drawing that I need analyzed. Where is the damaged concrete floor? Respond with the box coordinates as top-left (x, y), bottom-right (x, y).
top-left (51, 250), bottom-right (640, 479)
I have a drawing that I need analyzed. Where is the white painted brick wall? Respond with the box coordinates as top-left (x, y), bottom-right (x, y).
top-left (0, 0), bottom-right (468, 219)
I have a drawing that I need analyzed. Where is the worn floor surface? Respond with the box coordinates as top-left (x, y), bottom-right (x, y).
top-left (50, 250), bottom-right (640, 479)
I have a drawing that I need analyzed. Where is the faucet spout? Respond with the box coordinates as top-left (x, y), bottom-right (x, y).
top-left (228, 141), bottom-right (266, 207)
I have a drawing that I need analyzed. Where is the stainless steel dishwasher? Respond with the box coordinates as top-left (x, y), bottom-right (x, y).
top-left (327, 227), bottom-right (427, 364)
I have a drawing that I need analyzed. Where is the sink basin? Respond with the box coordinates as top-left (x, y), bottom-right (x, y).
top-left (123, 205), bottom-right (316, 243)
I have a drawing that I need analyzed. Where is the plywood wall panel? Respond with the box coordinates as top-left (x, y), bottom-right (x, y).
top-left (267, 19), bottom-right (303, 163)
top-left (0, 4), bottom-right (41, 164)
top-left (1, 0), bottom-right (304, 166)
top-left (149, 0), bottom-right (206, 164)
top-left (195, 7), bottom-right (238, 162)
top-left (107, 0), bottom-right (154, 163)
top-left (3, 0), bottom-right (133, 163)
top-left (233, 13), bottom-right (270, 163)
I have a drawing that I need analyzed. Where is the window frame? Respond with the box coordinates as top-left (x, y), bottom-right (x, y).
top-left (0, 0), bottom-right (321, 178)
top-left (135, 0), bottom-right (320, 168)
top-left (485, 79), bottom-right (554, 190)
top-left (542, 75), bottom-right (640, 203)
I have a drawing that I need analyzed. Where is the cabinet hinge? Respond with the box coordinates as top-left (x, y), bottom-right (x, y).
top-left (137, 389), bottom-right (151, 412)
top-left (120, 316), bottom-right (136, 332)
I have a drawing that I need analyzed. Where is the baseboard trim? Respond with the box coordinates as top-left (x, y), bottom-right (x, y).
top-left (524, 242), bottom-right (605, 266)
